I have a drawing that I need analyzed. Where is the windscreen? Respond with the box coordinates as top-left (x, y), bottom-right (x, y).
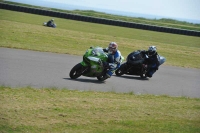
top-left (92, 47), bottom-right (105, 56)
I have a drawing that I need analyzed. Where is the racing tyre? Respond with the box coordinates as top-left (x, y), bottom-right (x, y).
top-left (97, 74), bottom-right (107, 81)
top-left (69, 63), bottom-right (83, 79)
top-left (115, 64), bottom-right (125, 76)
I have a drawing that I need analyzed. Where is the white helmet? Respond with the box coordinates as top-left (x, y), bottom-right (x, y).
top-left (108, 42), bottom-right (118, 54)
top-left (148, 46), bottom-right (157, 56)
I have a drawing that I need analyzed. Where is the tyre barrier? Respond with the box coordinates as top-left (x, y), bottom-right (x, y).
top-left (0, 2), bottom-right (199, 37)
top-left (93, 17), bottom-right (98, 22)
top-left (59, 12), bottom-right (66, 18)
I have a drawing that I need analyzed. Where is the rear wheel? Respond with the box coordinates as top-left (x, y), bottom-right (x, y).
top-left (115, 64), bottom-right (126, 76)
top-left (69, 63), bottom-right (83, 79)
top-left (97, 75), bottom-right (107, 81)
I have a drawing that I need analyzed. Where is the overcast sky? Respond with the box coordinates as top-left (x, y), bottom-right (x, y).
top-left (44, 0), bottom-right (200, 19)
top-left (7, 0), bottom-right (200, 23)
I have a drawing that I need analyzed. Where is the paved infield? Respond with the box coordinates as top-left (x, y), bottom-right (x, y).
top-left (0, 48), bottom-right (199, 98)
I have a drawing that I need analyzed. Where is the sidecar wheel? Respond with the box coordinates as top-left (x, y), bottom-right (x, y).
top-left (69, 63), bottom-right (83, 79)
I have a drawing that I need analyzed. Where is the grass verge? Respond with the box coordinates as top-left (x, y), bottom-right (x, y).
top-left (0, 86), bottom-right (200, 133)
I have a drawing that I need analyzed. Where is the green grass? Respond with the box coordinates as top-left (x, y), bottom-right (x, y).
top-left (1, 0), bottom-right (200, 31)
top-left (0, 9), bottom-right (200, 68)
top-left (0, 86), bottom-right (200, 133)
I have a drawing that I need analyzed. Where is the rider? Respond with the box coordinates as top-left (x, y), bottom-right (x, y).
top-left (103, 42), bottom-right (122, 78)
top-left (141, 46), bottom-right (160, 78)
top-left (47, 19), bottom-right (55, 27)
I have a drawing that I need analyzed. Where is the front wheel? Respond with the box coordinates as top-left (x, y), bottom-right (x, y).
top-left (115, 64), bottom-right (126, 76)
top-left (69, 63), bottom-right (83, 79)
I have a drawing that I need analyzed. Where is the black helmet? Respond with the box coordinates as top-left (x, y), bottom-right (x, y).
top-left (148, 46), bottom-right (157, 56)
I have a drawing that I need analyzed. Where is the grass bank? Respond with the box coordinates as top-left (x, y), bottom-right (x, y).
top-left (0, 86), bottom-right (200, 133)
top-left (0, 9), bottom-right (200, 68)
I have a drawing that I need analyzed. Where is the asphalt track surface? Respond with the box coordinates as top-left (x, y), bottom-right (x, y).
top-left (0, 48), bottom-right (200, 98)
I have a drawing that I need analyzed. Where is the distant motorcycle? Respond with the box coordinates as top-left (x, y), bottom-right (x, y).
top-left (115, 50), bottom-right (166, 78)
top-left (69, 47), bottom-right (110, 81)
top-left (43, 22), bottom-right (56, 28)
